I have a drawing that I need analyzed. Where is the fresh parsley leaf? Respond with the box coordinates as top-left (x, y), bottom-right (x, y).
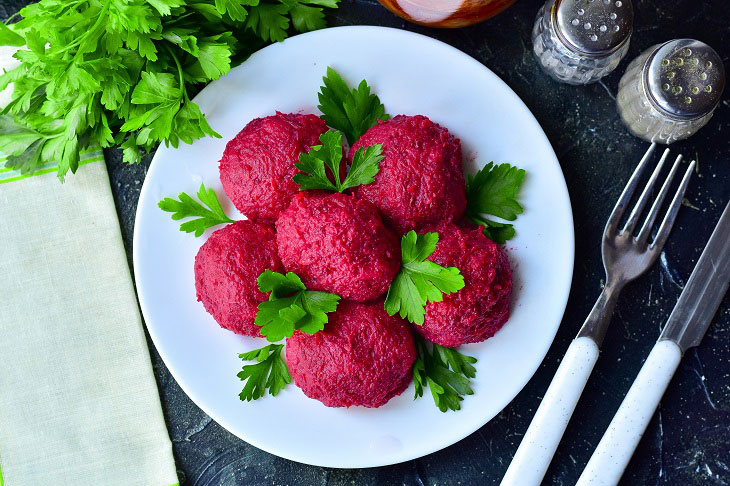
top-left (289, 3), bottom-right (326, 32)
top-left (433, 343), bottom-right (477, 379)
top-left (340, 143), bottom-right (384, 191)
top-left (293, 130), bottom-right (341, 192)
top-left (146, 0), bottom-right (187, 16)
top-left (468, 216), bottom-right (516, 245)
top-left (158, 183), bottom-right (235, 236)
top-left (317, 67), bottom-right (389, 145)
top-left (466, 162), bottom-right (525, 219)
top-left (0, 116), bottom-right (43, 158)
top-left (196, 40), bottom-right (233, 80)
top-left (246, 3), bottom-right (290, 42)
top-left (293, 129), bottom-right (383, 192)
top-left (5, 138), bottom-right (45, 174)
top-left (214, 0), bottom-right (253, 21)
top-left (0, 23), bottom-right (25, 47)
top-left (130, 72), bottom-right (181, 105)
top-left (294, 0), bottom-right (339, 6)
top-left (255, 270), bottom-right (340, 342)
top-left (384, 231), bottom-right (465, 325)
top-left (412, 335), bottom-right (477, 412)
top-left (465, 162), bottom-right (526, 244)
top-left (284, 0), bottom-right (340, 32)
top-left (237, 344), bottom-right (292, 401)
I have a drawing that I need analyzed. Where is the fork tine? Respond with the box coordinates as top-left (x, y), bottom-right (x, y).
top-left (636, 153), bottom-right (683, 245)
top-left (650, 161), bottom-right (695, 250)
top-left (605, 143), bottom-right (657, 237)
top-left (622, 148), bottom-right (671, 234)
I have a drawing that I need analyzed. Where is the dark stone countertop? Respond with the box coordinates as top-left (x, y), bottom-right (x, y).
top-left (5, 0), bottom-right (730, 483)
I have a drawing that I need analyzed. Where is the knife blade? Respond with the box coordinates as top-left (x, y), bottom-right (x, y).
top-left (659, 200), bottom-right (730, 352)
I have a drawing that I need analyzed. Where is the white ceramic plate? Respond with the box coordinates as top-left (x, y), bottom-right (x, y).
top-left (134, 26), bottom-right (574, 468)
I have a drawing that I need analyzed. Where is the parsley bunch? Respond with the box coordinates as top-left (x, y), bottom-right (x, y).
top-left (465, 162), bottom-right (526, 244)
top-left (413, 335), bottom-right (477, 412)
top-left (0, 0), bottom-right (339, 181)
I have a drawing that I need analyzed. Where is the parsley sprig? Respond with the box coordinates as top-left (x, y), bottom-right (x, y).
top-left (238, 344), bottom-right (292, 401)
top-left (0, 0), bottom-right (339, 181)
top-left (465, 163), bottom-right (526, 244)
top-left (293, 129), bottom-right (384, 192)
top-left (317, 67), bottom-right (389, 145)
top-left (158, 183), bottom-right (235, 236)
top-left (413, 335), bottom-right (477, 412)
top-left (384, 231), bottom-right (465, 326)
top-left (255, 270), bottom-right (340, 342)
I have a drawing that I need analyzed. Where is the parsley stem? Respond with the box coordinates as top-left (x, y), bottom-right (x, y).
top-left (63, 0), bottom-right (112, 63)
top-left (163, 44), bottom-right (188, 101)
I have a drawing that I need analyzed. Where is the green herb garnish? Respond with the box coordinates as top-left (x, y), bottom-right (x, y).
top-left (255, 270), bottom-right (340, 342)
top-left (384, 231), bottom-right (465, 326)
top-left (465, 162), bottom-right (526, 244)
top-left (158, 183), bottom-right (234, 236)
top-left (293, 129), bottom-right (383, 192)
top-left (0, 0), bottom-right (340, 181)
top-left (317, 67), bottom-right (389, 145)
top-left (237, 344), bottom-right (291, 401)
top-left (0, 23), bottom-right (24, 46)
top-left (413, 335), bottom-right (477, 412)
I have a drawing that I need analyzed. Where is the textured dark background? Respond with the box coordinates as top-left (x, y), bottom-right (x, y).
top-left (4, 0), bottom-right (729, 484)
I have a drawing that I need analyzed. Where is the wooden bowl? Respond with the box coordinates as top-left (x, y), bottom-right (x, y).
top-left (377, 0), bottom-right (517, 27)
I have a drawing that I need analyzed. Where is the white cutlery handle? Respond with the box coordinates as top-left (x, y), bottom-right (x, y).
top-left (576, 340), bottom-right (683, 486)
top-left (501, 337), bottom-right (600, 486)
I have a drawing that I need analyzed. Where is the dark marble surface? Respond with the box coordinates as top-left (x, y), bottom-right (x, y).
top-left (6, 0), bottom-right (730, 483)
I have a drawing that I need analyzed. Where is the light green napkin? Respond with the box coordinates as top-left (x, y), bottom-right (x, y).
top-left (0, 46), bottom-right (178, 486)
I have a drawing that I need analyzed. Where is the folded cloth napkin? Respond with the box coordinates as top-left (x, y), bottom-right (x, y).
top-left (0, 46), bottom-right (178, 485)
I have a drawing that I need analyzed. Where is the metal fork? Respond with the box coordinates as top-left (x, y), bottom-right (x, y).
top-left (501, 144), bottom-right (695, 486)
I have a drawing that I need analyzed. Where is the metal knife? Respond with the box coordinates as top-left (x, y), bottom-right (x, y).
top-left (576, 200), bottom-right (730, 486)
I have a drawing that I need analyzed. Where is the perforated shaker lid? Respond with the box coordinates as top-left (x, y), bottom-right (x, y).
top-left (553, 0), bottom-right (633, 56)
top-left (644, 39), bottom-right (725, 120)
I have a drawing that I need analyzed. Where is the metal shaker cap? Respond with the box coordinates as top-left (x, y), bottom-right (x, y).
top-left (553, 0), bottom-right (633, 56)
top-left (644, 39), bottom-right (725, 120)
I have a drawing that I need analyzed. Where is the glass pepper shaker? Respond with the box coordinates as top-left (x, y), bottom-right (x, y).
top-left (617, 39), bottom-right (725, 144)
top-left (532, 0), bottom-right (633, 85)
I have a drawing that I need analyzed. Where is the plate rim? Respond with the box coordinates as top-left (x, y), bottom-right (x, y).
top-left (133, 24), bottom-right (575, 468)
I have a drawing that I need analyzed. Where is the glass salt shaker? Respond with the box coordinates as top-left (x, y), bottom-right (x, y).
top-left (532, 0), bottom-right (633, 85)
top-left (617, 39), bottom-right (725, 144)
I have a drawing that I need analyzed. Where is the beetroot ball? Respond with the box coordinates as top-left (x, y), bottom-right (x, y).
top-left (219, 112), bottom-right (327, 222)
top-left (286, 300), bottom-right (416, 408)
top-left (351, 115), bottom-right (467, 234)
top-left (275, 192), bottom-right (400, 302)
top-left (194, 221), bottom-right (283, 337)
top-left (416, 223), bottom-right (512, 348)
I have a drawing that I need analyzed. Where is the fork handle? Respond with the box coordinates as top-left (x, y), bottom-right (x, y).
top-left (576, 340), bottom-right (682, 486)
top-left (501, 336), bottom-right (600, 486)
top-left (502, 283), bottom-right (622, 486)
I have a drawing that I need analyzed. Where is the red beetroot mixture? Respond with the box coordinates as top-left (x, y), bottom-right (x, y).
top-left (275, 191), bottom-right (400, 302)
top-left (220, 112), bottom-right (327, 222)
top-left (416, 222), bottom-right (512, 348)
top-left (351, 115), bottom-right (467, 235)
top-left (286, 300), bottom-right (416, 408)
top-left (194, 220), bottom-right (283, 337)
